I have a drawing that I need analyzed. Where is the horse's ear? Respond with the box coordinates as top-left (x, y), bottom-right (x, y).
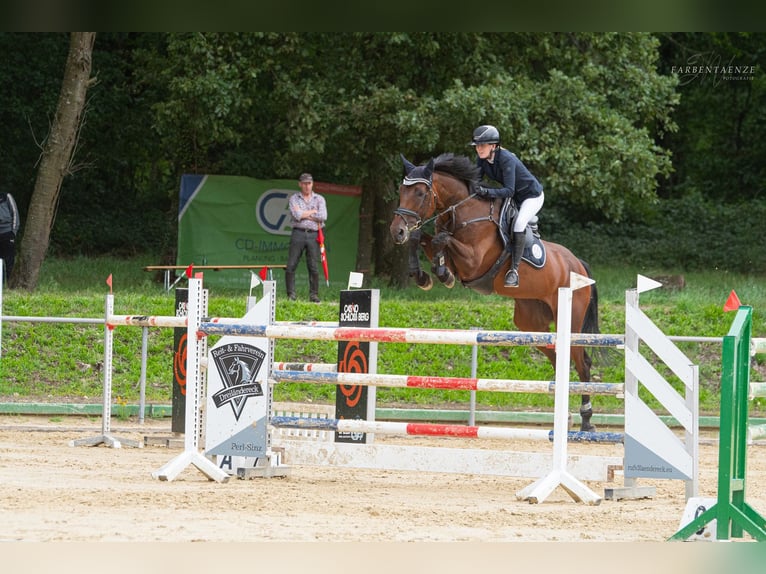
top-left (423, 158), bottom-right (435, 179)
top-left (400, 153), bottom-right (417, 175)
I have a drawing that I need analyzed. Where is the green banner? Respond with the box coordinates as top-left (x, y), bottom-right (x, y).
top-left (177, 175), bottom-right (361, 290)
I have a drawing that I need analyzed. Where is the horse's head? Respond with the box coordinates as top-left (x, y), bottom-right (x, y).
top-left (390, 154), bottom-right (436, 244)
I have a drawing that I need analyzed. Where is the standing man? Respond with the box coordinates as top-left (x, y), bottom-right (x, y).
top-left (285, 173), bottom-right (327, 303)
top-left (0, 192), bottom-right (20, 284)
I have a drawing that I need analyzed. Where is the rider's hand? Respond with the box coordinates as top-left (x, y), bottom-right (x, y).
top-left (476, 186), bottom-right (493, 198)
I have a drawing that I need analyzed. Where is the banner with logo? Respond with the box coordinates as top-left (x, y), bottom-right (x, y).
top-left (177, 175), bottom-right (361, 289)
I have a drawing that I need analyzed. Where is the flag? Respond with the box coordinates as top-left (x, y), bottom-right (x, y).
top-left (105, 273), bottom-right (113, 293)
top-left (316, 226), bottom-right (329, 287)
top-left (347, 272), bottom-right (364, 289)
top-left (723, 290), bottom-right (742, 312)
top-left (185, 264), bottom-right (194, 278)
top-left (259, 266), bottom-right (269, 281)
top-left (249, 271), bottom-right (261, 294)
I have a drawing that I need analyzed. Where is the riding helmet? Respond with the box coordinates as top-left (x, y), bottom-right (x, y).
top-left (471, 125), bottom-right (500, 146)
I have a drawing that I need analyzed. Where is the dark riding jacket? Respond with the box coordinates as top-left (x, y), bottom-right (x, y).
top-left (477, 147), bottom-right (542, 206)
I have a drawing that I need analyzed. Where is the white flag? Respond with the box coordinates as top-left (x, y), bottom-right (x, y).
top-left (249, 271), bottom-right (261, 294)
top-left (347, 271), bottom-right (364, 289)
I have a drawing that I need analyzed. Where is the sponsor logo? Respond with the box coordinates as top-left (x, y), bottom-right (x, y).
top-left (255, 189), bottom-right (293, 235)
top-left (211, 343), bottom-right (266, 420)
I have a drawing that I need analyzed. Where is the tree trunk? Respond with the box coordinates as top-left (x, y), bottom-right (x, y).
top-left (10, 32), bottom-right (96, 291)
top-left (354, 180), bottom-right (374, 276)
top-left (356, 159), bottom-right (409, 287)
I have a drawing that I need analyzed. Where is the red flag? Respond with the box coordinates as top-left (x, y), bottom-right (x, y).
top-left (723, 290), bottom-right (742, 312)
top-left (105, 274), bottom-right (113, 293)
top-left (316, 226), bottom-right (329, 287)
top-left (259, 266), bottom-right (269, 280)
top-left (185, 264), bottom-right (194, 278)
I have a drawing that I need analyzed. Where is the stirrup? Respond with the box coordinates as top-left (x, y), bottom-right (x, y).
top-left (504, 269), bottom-right (519, 287)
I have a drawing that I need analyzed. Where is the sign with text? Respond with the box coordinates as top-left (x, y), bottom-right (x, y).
top-left (335, 289), bottom-right (379, 443)
top-left (177, 175), bottom-right (361, 289)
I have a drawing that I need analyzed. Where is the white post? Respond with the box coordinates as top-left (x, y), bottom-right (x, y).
top-left (71, 293), bottom-right (141, 448)
top-left (516, 272), bottom-right (602, 504)
top-left (152, 277), bottom-right (229, 482)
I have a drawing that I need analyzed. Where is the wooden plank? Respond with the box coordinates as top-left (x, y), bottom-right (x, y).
top-left (144, 264), bottom-right (287, 271)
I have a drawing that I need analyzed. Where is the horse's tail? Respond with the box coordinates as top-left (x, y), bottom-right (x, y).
top-left (579, 259), bottom-right (600, 335)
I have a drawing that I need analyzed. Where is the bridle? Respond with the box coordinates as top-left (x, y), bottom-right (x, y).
top-left (393, 174), bottom-right (494, 234)
top-left (392, 175), bottom-right (436, 232)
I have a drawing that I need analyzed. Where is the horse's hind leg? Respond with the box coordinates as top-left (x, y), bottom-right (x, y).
top-left (570, 290), bottom-right (597, 432)
top-left (573, 347), bottom-right (596, 432)
top-left (516, 299), bottom-right (596, 432)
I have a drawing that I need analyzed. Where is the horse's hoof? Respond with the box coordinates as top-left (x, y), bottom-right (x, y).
top-left (444, 275), bottom-right (455, 289)
top-left (418, 276), bottom-right (433, 291)
top-left (580, 423), bottom-right (597, 432)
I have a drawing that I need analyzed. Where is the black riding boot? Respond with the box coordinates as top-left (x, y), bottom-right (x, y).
top-left (504, 231), bottom-right (526, 287)
top-left (309, 273), bottom-right (320, 303)
top-left (285, 271), bottom-right (296, 301)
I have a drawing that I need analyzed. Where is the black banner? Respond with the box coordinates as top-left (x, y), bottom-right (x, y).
top-left (171, 288), bottom-right (188, 433)
top-left (335, 290), bottom-right (373, 443)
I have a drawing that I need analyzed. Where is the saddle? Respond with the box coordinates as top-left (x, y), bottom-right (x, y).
top-left (498, 199), bottom-right (546, 268)
top-left (461, 199), bottom-right (546, 295)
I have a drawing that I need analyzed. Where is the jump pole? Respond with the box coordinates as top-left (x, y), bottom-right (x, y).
top-left (516, 272), bottom-right (602, 505)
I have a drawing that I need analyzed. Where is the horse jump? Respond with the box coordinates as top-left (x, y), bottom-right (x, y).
top-left (89, 275), bottom-right (699, 505)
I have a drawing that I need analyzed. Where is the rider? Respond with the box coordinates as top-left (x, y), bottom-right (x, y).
top-left (471, 124), bottom-right (544, 288)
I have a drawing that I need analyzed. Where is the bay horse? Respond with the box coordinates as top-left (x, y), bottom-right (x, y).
top-left (389, 153), bottom-right (600, 432)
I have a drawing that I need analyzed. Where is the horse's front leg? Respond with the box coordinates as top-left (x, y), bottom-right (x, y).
top-left (408, 230), bottom-right (433, 291)
top-left (431, 231), bottom-right (456, 288)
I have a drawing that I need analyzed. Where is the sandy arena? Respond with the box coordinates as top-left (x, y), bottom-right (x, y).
top-left (1, 412), bottom-right (765, 545)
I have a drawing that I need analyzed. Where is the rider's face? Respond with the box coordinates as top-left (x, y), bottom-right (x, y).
top-left (474, 143), bottom-right (495, 160)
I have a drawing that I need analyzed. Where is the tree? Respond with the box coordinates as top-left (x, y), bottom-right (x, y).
top-left (657, 32), bottom-right (766, 200)
top-left (11, 32), bottom-right (96, 290)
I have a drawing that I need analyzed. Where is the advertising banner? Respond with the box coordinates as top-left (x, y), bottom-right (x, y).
top-left (335, 289), bottom-right (379, 444)
top-left (177, 175), bottom-right (361, 289)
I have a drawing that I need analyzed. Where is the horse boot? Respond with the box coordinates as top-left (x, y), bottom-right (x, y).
top-left (285, 271), bottom-right (297, 301)
top-left (504, 231), bottom-right (526, 287)
top-left (580, 400), bottom-right (596, 432)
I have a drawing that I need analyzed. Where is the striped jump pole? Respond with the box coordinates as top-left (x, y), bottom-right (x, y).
top-left (270, 370), bottom-right (624, 396)
top-left (200, 320), bottom-right (625, 348)
top-left (273, 362), bottom-right (338, 372)
top-left (270, 416), bottom-right (624, 444)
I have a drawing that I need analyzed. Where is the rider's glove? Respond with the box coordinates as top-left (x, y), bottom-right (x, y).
top-left (476, 186), bottom-right (494, 198)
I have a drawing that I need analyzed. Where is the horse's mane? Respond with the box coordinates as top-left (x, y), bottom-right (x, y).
top-left (433, 153), bottom-right (481, 187)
